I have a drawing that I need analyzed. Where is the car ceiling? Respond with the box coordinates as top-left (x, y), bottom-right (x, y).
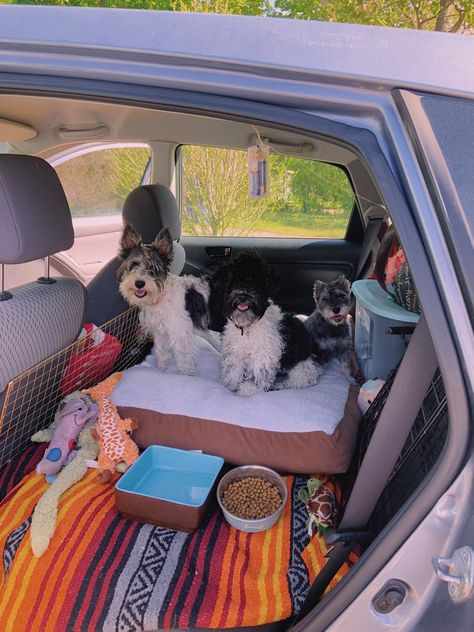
top-left (0, 93), bottom-right (384, 220)
top-left (0, 94), bottom-right (354, 161)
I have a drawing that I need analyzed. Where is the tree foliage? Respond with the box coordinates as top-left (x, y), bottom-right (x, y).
top-left (8, 0), bottom-right (269, 13)
top-left (6, 0), bottom-right (473, 32)
top-left (272, 1), bottom-right (473, 33)
top-left (181, 147), bottom-right (354, 237)
top-left (181, 146), bottom-right (290, 236)
top-left (9, 1), bottom-right (173, 8)
top-left (283, 157), bottom-right (355, 215)
top-left (55, 147), bottom-right (150, 217)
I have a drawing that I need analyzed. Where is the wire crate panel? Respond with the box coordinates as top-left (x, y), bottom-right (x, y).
top-left (0, 307), bottom-right (151, 471)
top-left (345, 368), bottom-right (447, 535)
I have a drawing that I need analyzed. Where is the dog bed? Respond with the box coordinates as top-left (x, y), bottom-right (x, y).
top-left (113, 338), bottom-right (361, 474)
top-left (0, 445), bottom-right (358, 632)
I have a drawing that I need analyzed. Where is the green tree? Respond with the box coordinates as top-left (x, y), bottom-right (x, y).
top-left (181, 146), bottom-right (288, 236)
top-left (174, 0), bottom-right (269, 14)
top-left (272, 1), bottom-right (473, 33)
top-left (9, 1), bottom-right (174, 8)
top-left (7, 0), bottom-right (270, 13)
top-left (284, 158), bottom-right (354, 215)
top-left (55, 147), bottom-right (150, 216)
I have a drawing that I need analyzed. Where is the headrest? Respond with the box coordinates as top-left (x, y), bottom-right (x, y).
top-left (122, 184), bottom-right (181, 243)
top-left (0, 154), bottom-right (74, 264)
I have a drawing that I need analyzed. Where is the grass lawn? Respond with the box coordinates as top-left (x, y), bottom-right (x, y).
top-left (252, 210), bottom-right (350, 239)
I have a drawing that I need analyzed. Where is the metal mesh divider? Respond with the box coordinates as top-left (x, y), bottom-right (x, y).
top-left (0, 307), bottom-right (152, 471)
top-left (340, 368), bottom-right (448, 536)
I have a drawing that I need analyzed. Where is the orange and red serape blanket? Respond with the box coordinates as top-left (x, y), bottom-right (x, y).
top-left (0, 445), bottom-right (358, 631)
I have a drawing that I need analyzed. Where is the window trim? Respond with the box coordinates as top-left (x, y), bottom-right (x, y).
top-left (48, 141), bottom-right (150, 169)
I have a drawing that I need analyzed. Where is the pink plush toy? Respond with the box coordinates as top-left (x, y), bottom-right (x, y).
top-left (36, 394), bottom-right (99, 478)
top-left (357, 379), bottom-right (385, 414)
top-left (385, 247), bottom-right (406, 286)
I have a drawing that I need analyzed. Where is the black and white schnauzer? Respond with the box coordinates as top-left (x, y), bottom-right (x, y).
top-left (118, 223), bottom-right (210, 375)
top-left (305, 275), bottom-right (353, 378)
top-left (210, 251), bottom-right (322, 397)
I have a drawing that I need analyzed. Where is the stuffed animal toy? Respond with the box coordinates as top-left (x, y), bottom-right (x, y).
top-left (30, 421), bottom-right (100, 558)
top-left (357, 378), bottom-right (385, 414)
top-left (385, 247), bottom-right (406, 286)
top-left (33, 393), bottom-right (99, 480)
top-left (298, 478), bottom-right (338, 537)
top-left (84, 372), bottom-right (139, 484)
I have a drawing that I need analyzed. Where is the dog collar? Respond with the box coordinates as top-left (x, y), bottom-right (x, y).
top-left (229, 315), bottom-right (262, 336)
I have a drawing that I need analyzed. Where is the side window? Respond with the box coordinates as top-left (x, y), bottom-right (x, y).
top-left (179, 145), bottom-right (355, 239)
top-left (53, 144), bottom-right (151, 217)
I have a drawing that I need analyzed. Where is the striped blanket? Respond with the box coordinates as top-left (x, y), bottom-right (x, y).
top-left (0, 445), bottom-right (357, 631)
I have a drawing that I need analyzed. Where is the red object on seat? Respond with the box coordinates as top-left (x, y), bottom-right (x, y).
top-left (60, 323), bottom-right (122, 396)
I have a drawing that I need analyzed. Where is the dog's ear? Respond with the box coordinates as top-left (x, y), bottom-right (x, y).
top-left (119, 223), bottom-right (141, 258)
top-left (211, 261), bottom-right (230, 287)
top-left (313, 280), bottom-right (325, 302)
top-left (266, 266), bottom-right (280, 297)
top-left (335, 274), bottom-right (351, 291)
top-left (153, 227), bottom-right (174, 259)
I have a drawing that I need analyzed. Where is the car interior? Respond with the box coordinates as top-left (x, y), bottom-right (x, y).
top-left (0, 93), bottom-right (448, 630)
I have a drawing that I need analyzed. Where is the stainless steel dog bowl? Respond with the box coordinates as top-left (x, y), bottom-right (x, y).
top-left (217, 465), bottom-right (288, 533)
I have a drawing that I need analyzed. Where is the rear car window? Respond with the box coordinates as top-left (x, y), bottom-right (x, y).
top-left (179, 145), bottom-right (355, 239)
top-left (54, 144), bottom-right (151, 218)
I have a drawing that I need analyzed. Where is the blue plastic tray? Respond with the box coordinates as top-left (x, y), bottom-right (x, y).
top-left (352, 279), bottom-right (420, 323)
top-left (116, 445), bottom-right (224, 507)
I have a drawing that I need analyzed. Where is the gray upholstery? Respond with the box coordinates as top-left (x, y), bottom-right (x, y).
top-left (123, 184), bottom-right (181, 241)
top-left (86, 184), bottom-right (184, 325)
top-left (0, 153), bottom-right (86, 398)
top-left (0, 278), bottom-right (87, 392)
top-left (0, 154), bottom-right (74, 264)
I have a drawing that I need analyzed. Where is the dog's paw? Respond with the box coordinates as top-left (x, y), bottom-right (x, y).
top-left (177, 367), bottom-right (195, 376)
top-left (340, 361), bottom-right (353, 379)
top-left (237, 381), bottom-right (258, 397)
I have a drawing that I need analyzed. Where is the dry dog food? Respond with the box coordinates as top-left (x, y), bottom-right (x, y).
top-left (221, 476), bottom-right (282, 520)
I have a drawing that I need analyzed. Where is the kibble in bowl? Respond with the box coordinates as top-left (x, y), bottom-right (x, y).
top-left (217, 466), bottom-right (288, 533)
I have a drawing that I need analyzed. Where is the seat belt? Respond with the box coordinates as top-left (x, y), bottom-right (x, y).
top-left (354, 213), bottom-right (385, 280)
top-left (293, 314), bottom-right (437, 624)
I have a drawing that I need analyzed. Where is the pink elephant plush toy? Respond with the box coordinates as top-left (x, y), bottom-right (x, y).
top-left (36, 394), bottom-right (99, 478)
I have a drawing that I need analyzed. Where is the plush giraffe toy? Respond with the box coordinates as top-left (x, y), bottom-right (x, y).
top-left (84, 372), bottom-right (139, 484)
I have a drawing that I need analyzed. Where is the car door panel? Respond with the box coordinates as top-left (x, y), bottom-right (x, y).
top-left (181, 236), bottom-right (360, 315)
top-left (56, 215), bottom-right (123, 285)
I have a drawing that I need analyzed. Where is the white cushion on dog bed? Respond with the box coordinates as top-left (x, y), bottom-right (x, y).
top-left (113, 337), bottom-right (361, 474)
top-left (114, 338), bottom-right (349, 433)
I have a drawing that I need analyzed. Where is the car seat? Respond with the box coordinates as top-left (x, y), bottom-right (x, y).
top-left (85, 184), bottom-right (185, 325)
top-left (0, 154), bottom-right (87, 403)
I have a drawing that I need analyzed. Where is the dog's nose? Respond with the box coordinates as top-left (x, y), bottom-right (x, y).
top-left (333, 307), bottom-right (341, 314)
top-left (135, 280), bottom-right (145, 289)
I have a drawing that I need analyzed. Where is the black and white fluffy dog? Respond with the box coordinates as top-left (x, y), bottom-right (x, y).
top-left (304, 275), bottom-right (353, 378)
top-left (210, 251), bottom-right (322, 397)
top-left (118, 223), bottom-right (210, 375)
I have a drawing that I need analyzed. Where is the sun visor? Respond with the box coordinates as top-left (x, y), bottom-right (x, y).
top-left (0, 118), bottom-right (37, 141)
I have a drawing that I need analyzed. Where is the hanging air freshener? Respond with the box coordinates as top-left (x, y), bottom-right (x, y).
top-left (248, 142), bottom-right (270, 198)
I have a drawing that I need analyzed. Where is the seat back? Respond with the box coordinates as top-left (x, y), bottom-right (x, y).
top-left (0, 155), bottom-right (87, 394)
top-left (86, 184), bottom-right (185, 325)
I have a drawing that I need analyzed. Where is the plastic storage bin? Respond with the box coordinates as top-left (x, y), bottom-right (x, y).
top-left (352, 280), bottom-right (420, 381)
top-left (115, 445), bottom-right (224, 532)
